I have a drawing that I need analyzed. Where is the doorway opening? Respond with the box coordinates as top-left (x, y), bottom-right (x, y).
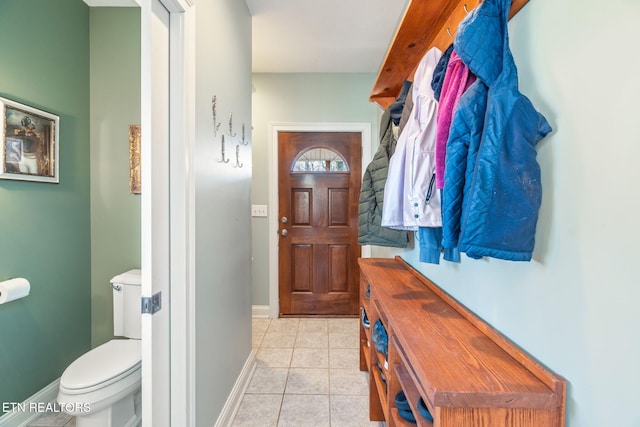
top-left (268, 123), bottom-right (372, 318)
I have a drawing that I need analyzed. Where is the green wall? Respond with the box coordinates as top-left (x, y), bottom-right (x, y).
top-left (250, 73), bottom-right (379, 306)
top-left (89, 8), bottom-right (141, 347)
top-left (0, 0), bottom-right (91, 409)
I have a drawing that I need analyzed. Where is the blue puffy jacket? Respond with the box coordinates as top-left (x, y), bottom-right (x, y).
top-left (441, 0), bottom-right (552, 261)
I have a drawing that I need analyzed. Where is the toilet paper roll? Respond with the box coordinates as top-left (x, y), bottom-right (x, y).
top-left (0, 278), bottom-right (30, 304)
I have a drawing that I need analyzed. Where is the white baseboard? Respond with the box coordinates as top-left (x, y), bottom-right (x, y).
top-left (251, 305), bottom-right (270, 318)
top-left (0, 379), bottom-right (60, 427)
top-left (213, 349), bottom-right (257, 427)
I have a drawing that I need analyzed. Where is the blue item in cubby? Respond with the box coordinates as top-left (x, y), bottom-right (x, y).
top-left (398, 408), bottom-right (417, 424)
top-left (394, 391), bottom-right (411, 411)
top-left (371, 319), bottom-right (388, 355)
top-left (365, 284), bottom-right (371, 298)
top-left (418, 397), bottom-right (434, 422)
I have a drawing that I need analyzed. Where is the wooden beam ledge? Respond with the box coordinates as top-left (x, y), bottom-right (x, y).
top-left (370, 0), bottom-right (530, 109)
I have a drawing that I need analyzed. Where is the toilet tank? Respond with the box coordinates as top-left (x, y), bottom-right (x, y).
top-left (111, 269), bottom-right (142, 339)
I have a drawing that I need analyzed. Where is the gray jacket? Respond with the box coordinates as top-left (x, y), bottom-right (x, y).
top-left (358, 109), bottom-right (409, 247)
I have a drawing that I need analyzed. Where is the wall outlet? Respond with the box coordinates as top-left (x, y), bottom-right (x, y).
top-left (251, 205), bottom-right (268, 217)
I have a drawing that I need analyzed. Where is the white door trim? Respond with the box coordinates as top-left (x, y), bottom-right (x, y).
top-left (87, 0), bottom-right (195, 424)
top-left (166, 4), bottom-right (196, 427)
top-left (140, 0), bottom-right (195, 425)
top-left (268, 122), bottom-right (372, 319)
top-left (141, 1), bottom-right (172, 426)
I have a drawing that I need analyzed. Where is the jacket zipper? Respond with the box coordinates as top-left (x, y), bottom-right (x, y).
top-left (425, 173), bottom-right (436, 205)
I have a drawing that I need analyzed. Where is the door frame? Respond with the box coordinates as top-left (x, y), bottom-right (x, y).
top-left (84, 0), bottom-right (195, 424)
top-left (268, 123), bottom-right (372, 319)
top-left (140, 0), bottom-right (195, 425)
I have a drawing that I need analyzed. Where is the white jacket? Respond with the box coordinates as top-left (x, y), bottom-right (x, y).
top-left (382, 47), bottom-right (442, 230)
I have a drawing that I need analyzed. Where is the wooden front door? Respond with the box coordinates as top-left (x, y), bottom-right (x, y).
top-left (278, 132), bottom-right (362, 316)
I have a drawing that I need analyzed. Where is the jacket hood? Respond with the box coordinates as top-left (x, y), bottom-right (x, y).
top-left (389, 80), bottom-right (412, 126)
top-left (379, 107), bottom-right (392, 142)
top-left (413, 47), bottom-right (442, 101)
top-left (432, 44), bottom-right (454, 101)
top-left (454, 0), bottom-right (513, 86)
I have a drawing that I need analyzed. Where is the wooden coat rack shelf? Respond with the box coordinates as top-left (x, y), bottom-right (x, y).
top-left (370, 0), bottom-right (530, 109)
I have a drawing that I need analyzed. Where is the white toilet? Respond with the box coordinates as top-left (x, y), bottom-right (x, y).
top-left (57, 270), bottom-right (142, 427)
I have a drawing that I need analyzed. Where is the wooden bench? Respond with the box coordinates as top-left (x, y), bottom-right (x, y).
top-left (359, 257), bottom-right (566, 426)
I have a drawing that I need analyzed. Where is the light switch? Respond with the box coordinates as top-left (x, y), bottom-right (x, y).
top-left (252, 205), bottom-right (268, 217)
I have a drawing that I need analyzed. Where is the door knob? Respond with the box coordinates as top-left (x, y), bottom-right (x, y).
top-left (281, 216), bottom-right (288, 224)
top-left (281, 229), bottom-right (289, 237)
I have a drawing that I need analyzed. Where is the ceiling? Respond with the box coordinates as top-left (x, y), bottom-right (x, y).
top-left (246, 0), bottom-right (409, 73)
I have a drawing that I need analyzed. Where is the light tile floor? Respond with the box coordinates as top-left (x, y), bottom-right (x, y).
top-left (27, 412), bottom-right (75, 426)
top-left (26, 318), bottom-right (382, 427)
top-left (231, 317), bottom-right (385, 427)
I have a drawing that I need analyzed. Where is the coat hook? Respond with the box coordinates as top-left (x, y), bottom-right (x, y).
top-left (234, 144), bottom-right (243, 168)
top-left (241, 123), bottom-right (249, 146)
top-left (446, 27), bottom-right (453, 39)
top-left (463, 3), bottom-right (469, 14)
top-left (211, 95), bottom-right (221, 136)
top-left (218, 135), bottom-right (229, 163)
top-left (229, 113), bottom-right (237, 138)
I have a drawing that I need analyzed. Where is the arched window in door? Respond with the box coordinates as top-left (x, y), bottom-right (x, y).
top-left (291, 147), bottom-right (349, 172)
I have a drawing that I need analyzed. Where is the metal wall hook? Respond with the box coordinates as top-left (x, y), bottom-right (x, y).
top-left (446, 27), bottom-right (453, 39)
top-left (229, 113), bottom-right (237, 138)
top-left (234, 144), bottom-right (243, 168)
top-left (211, 95), bottom-right (221, 136)
top-left (241, 123), bottom-right (249, 146)
top-left (218, 135), bottom-right (230, 163)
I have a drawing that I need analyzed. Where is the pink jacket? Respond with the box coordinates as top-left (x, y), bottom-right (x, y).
top-left (435, 50), bottom-right (475, 189)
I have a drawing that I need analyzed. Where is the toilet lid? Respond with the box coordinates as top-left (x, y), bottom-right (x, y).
top-left (61, 339), bottom-right (141, 391)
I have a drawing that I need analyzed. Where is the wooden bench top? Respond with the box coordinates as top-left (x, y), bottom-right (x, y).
top-left (359, 257), bottom-right (565, 411)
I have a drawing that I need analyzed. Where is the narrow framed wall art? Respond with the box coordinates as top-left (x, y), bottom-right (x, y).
top-left (129, 124), bottom-right (141, 194)
top-left (0, 96), bottom-right (59, 183)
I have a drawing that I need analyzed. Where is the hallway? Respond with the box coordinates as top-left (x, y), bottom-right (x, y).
top-left (230, 318), bottom-right (384, 427)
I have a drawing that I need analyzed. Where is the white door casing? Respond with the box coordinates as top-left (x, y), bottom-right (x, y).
top-left (141, 0), bottom-right (195, 426)
top-left (167, 4), bottom-right (196, 427)
top-left (82, 0), bottom-right (194, 424)
top-left (141, 1), bottom-right (171, 426)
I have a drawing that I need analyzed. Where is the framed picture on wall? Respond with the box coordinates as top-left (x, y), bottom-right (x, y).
top-left (0, 96), bottom-right (59, 183)
top-left (129, 124), bottom-right (141, 194)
